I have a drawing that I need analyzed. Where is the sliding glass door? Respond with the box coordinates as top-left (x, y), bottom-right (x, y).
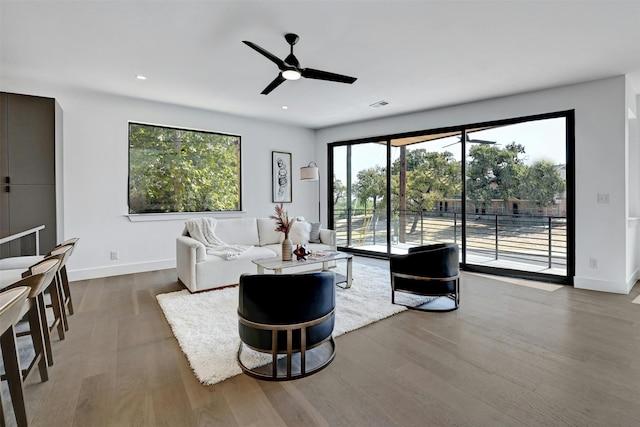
top-left (331, 139), bottom-right (387, 251)
top-left (463, 117), bottom-right (568, 275)
top-left (390, 133), bottom-right (463, 254)
top-left (329, 111), bottom-right (573, 283)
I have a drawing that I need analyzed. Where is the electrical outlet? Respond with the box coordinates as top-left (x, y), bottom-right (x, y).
top-left (589, 257), bottom-right (598, 269)
top-left (597, 193), bottom-right (610, 204)
top-left (110, 250), bottom-right (119, 260)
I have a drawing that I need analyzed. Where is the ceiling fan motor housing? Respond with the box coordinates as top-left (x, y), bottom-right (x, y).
top-left (284, 33), bottom-right (299, 45)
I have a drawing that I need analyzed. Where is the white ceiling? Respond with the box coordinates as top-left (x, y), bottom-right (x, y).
top-left (2, 1), bottom-right (639, 129)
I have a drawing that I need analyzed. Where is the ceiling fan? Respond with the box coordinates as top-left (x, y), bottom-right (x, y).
top-left (242, 33), bottom-right (357, 95)
top-left (442, 134), bottom-right (498, 148)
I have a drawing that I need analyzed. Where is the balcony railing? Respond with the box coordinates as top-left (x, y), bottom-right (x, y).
top-left (334, 209), bottom-right (566, 271)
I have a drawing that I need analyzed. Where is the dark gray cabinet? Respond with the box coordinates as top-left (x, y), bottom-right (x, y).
top-left (0, 92), bottom-right (59, 257)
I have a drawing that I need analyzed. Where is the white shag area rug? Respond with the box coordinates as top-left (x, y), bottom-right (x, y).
top-left (156, 262), bottom-right (428, 385)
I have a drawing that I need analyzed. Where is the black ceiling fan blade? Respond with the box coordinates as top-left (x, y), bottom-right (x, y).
top-left (242, 41), bottom-right (286, 69)
top-left (301, 68), bottom-right (357, 84)
top-left (261, 74), bottom-right (286, 95)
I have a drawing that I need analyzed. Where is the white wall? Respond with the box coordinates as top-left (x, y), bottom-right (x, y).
top-left (625, 78), bottom-right (640, 290)
top-left (316, 76), bottom-right (633, 294)
top-left (2, 81), bottom-right (316, 280)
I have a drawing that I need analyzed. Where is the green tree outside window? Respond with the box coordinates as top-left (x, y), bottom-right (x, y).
top-left (129, 123), bottom-right (241, 213)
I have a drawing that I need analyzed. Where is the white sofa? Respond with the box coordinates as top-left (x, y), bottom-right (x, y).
top-left (176, 217), bottom-right (337, 292)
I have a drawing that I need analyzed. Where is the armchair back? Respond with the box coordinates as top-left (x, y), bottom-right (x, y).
top-left (390, 243), bottom-right (460, 311)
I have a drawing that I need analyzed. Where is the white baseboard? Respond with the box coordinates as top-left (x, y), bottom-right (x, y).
top-left (573, 276), bottom-right (630, 294)
top-left (68, 259), bottom-right (176, 281)
top-left (626, 269), bottom-right (640, 293)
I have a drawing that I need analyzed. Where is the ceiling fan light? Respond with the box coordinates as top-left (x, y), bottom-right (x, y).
top-left (282, 69), bottom-right (301, 80)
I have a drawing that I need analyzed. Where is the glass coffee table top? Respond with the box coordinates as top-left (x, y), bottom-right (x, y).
top-left (252, 251), bottom-right (353, 288)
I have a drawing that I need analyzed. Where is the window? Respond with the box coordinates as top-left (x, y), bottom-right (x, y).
top-left (128, 122), bottom-right (241, 213)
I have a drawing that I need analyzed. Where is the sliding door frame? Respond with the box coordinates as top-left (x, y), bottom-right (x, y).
top-left (328, 110), bottom-right (575, 284)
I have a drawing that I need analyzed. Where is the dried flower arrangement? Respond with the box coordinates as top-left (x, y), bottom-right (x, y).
top-left (269, 203), bottom-right (296, 238)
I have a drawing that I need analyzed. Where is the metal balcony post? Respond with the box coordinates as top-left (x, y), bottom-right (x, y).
top-left (420, 210), bottom-right (424, 245)
top-left (454, 212), bottom-right (457, 243)
top-left (548, 216), bottom-right (552, 269)
top-left (495, 214), bottom-right (499, 260)
top-left (372, 209), bottom-right (376, 245)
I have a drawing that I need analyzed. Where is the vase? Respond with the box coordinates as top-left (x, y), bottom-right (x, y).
top-left (282, 235), bottom-right (293, 261)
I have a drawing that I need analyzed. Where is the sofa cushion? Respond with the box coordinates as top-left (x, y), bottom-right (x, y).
top-left (195, 246), bottom-right (277, 289)
top-left (214, 218), bottom-right (260, 246)
top-left (257, 218), bottom-right (282, 246)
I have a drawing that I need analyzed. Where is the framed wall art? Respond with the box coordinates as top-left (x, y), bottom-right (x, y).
top-left (272, 151), bottom-right (292, 203)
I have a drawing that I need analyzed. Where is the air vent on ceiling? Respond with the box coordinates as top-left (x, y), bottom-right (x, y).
top-left (370, 100), bottom-right (389, 108)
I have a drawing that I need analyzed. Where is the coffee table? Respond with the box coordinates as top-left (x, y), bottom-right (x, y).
top-left (252, 251), bottom-right (353, 289)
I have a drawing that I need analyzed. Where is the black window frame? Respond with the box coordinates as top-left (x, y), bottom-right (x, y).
top-left (328, 110), bottom-right (575, 285)
top-left (127, 121), bottom-right (242, 214)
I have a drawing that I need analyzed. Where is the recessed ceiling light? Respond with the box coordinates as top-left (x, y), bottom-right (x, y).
top-left (136, 75), bottom-right (147, 80)
top-left (282, 105), bottom-right (289, 110)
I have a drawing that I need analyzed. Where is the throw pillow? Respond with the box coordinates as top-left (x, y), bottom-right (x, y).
top-left (285, 221), bottom-right (311, 245)
top-left (309, 222), bottom-right (322, 243)
top-left (257, 218), bottom-right (282, 246)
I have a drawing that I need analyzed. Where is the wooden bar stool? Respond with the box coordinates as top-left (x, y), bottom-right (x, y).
top-left (0, 237), bottom-right (79, 319)
top-left (0, 286), bottom-right (30, 427)
top-left (0, 237), bottom-right (80, 272)
top-left (24, 244), bottom-right (73, 346)
top-left (20, 248), bottom-right (72, 368)
top-left (4, 259), bottom-right (60, 382)
top-left (54, 238), bottom-right (79, 317)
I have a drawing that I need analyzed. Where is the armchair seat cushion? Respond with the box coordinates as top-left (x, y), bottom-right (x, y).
top-left (392, 275), bottom-right (457, 295)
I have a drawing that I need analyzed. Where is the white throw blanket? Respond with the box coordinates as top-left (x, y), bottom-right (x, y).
top-left (184, 218), bottom-right (252, 260)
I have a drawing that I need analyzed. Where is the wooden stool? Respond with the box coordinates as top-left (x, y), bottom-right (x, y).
top-left (23, 244), bottom-right (73, 362)
top-left (0, 237), bottom-right (79, 318)
top-left (0, 286), bottom-right (31, 427)
top-left (53, 238), bottom-right (79, 317)
top-left (5, 259), bottom-right (60, 382)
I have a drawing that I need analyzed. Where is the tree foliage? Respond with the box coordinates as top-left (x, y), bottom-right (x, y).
top-left (333, 176), bottom-right (346, 207)
top-left (341, 143), bottom-right (565, 214)
top-left (466, 142), bottom-right (527, 206)
top-left (353, 165), bottom-right (386, 212)
top-left (402, 150), bottom-right (460, 212)
top-left (129, 123), bottom-right (241, 213)
top-left (518, 160), bottom-right (565, 206)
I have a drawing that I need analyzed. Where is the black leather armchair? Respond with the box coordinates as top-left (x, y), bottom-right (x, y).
top-left (237, 271), bottom-right (336, 380)
top-left (389, 243), bottom-right (460, 312)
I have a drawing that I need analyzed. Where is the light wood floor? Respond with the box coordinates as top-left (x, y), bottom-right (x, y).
top-left (6, 257), bottom-right (640, 426)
